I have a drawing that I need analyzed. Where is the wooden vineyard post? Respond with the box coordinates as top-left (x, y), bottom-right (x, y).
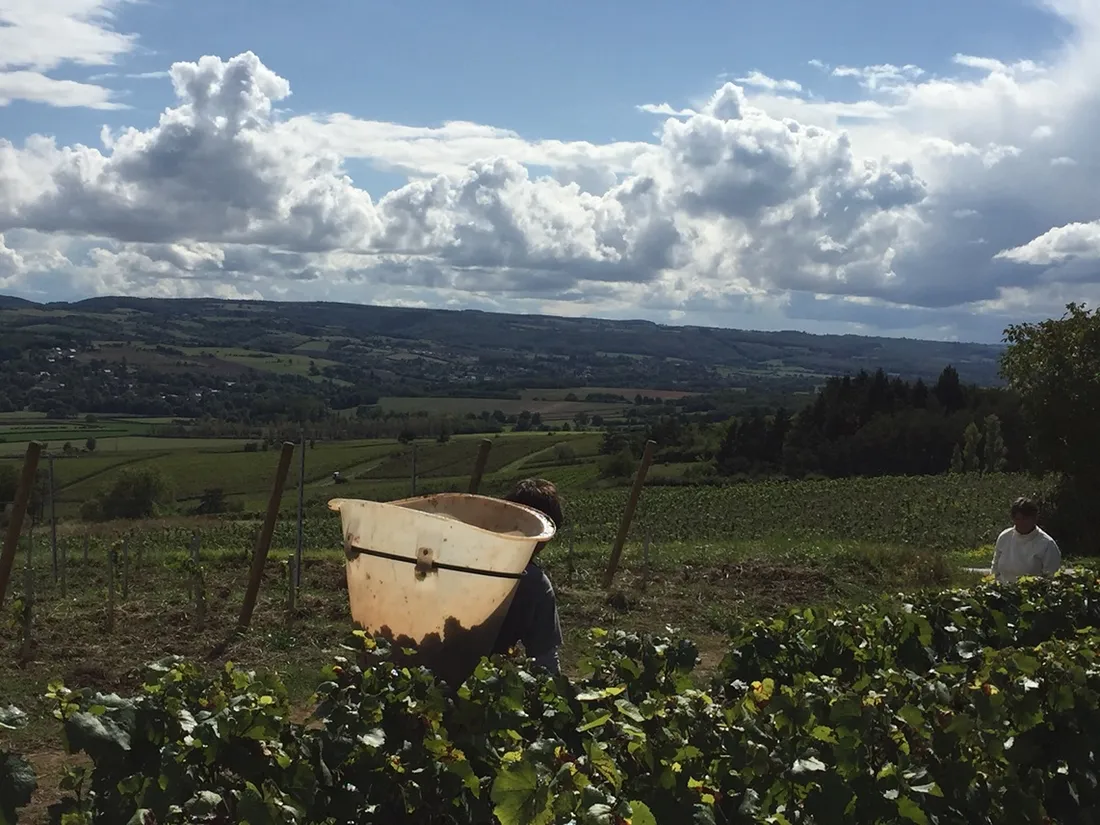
top-left (122, 535), bottom-right (131, 602)
top-left (193, 555), bottom-right (206, 629)
top-left (295, 430), bottom-right (305, 596)
top-left (0, 441), bottom-right (42, 609)
top-left (567, 528), bottom-right (575, 587)
top-left (61, 538), bottom-right (68, 599)
top-left (187, 532), bottom-right (201, 600)
top-left (601, 439), bottom-right (656, 590)
top-left (286, 554), bottom-right (296, 616)
top-left (83, 534), bottom-right (89, 563)
top-left (236, 442), bottom-right (296, 634)
top-left (49, 454), bottom-right (58, 582)
top-left (468, 439), bottom-right (493, 494)
top-left (20, 564), bottom-right (33, 662)
top-left (107, 548), bottom-right (117, 634)
top-left (21, 520), bottom-right (34, 660)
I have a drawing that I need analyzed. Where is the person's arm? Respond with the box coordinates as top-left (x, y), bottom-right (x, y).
top-left (991, 533), bottom-right (1004, 581)
top-left (1041, 536), bottom-right (1062, 576)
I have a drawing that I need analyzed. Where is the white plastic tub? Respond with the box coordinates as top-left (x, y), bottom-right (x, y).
top-left (328, 493), bottom-right (556, 684)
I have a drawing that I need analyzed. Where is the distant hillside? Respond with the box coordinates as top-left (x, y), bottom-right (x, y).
top-left (0, 294), bottom-right (1005, 389)
top-left (0, 295), bottom-right (37, 310)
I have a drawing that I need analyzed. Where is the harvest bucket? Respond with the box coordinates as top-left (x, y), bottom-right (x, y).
top-left (328, 493), bottom-right (556, 685)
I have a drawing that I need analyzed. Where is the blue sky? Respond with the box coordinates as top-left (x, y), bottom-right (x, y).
top-left (1, 0), bottom-right (1098, 342)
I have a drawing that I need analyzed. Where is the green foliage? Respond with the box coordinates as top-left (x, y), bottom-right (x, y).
top-left (961, 422), bottom-right (982, 473)
top-left (1002, 303), bottom-right (1100, 554)
top-left (0, 462), bottom-right (16, 505)
top-left (983, 414), bottom-right (1007, 473)
top-left (28, 572), bottom-right (1100, 824)
top-left (0, 705), bottom-right (36, 825)
top-left (568, 473), bottom-right (1050, 550)
top-left (1002, 302), bottom-right (1100, 481)
top-left (598, 448), bottom-right (636, 480)
top-left (82, 466), bottom-right (174, 522)
top-left (195, 487), bottom-right (233, 515)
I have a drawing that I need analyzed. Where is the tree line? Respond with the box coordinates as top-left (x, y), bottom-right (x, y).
top-left (599, 366), bottom-right (1027, 481)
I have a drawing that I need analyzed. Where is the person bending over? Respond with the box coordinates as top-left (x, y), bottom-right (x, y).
top-left (493, 478), bottom-right (564, 674)
top-left (991, 496), bottom-right (1061, 583)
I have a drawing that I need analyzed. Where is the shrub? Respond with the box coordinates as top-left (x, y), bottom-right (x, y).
top-left (599, 447), bottom-right (636, 479)
top-left (82, 467), bottom-right (174, 522)
top-left (553, 443), bottom-right (576, 464)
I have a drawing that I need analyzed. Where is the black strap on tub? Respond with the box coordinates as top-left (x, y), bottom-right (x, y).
top-left (347, 545), bottom-right (526, 581)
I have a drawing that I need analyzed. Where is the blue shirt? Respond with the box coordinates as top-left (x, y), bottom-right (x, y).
top-left (493, 561), bottom-right (562, 673)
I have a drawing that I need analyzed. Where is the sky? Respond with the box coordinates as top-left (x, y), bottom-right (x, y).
top-left (1, 1), bottom-right (1098, 343)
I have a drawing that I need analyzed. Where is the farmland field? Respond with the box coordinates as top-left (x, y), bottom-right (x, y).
top-left (519, 386), bottom-right (698, 401)
top-left (1, 432), bottom-right (604, 517)
top-left (377, 395), bottom-right (629, 420)
top-left (179, 346), bottom-right (342, 378)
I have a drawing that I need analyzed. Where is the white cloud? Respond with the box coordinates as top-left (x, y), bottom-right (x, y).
top-left (831, 63), bottom-right (925, 94)
top-left (88, 70), bottom-right (169, 81)
top-left (636, 102), bottom-right (695, 117)
top-left (2, 0), bottom-right (1100, 340)
top-left (734, 71), bottom-right (803, 93)
top-left (0, 70), bottom-right (125, 108)
top-left (952, 54), bottom-right (1043, 77)
top-left (996, 221), bottom-right (1100, 265)
top-left (0, 0), bottom-right (136, 107)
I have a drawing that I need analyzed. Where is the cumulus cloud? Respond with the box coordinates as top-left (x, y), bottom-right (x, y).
top-left (997, 221), bottom-right (1100, 265)
top-left (1, 52), bottom-right (382, 250)
top-left (0, 0), bottom-right (136, 108)
top-left (3, 0), bottom-right (1100, 340)
top-left (0, 50), bottom-right (926, 308)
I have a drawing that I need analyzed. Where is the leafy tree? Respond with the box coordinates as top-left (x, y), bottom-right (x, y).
top-left (961, 422), bottom-right (982, 473)
top-left (196, 488), bottom-right (227, 515)
top-left (85, 437), bottom-right (97, 453)
top-left (84, 467), bottom-right (174, 521)
top-left (933, 365), bottom-right (966, 413)
top-left (553, 443), bottom-right (576, 464)
top-left (1001, 303), bottom-right (1100, 552)
top-left (983, 414), bottom-right (1007, 473)
top-left (599, 447), bottom-right (636, 479)
top-left (950, 444), bottom-right (964, 474)
top-left (1002, 303), bottom-right (1100, 481)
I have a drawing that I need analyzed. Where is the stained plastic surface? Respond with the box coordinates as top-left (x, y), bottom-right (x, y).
top-left (328, 493), bottom-right (556, 683)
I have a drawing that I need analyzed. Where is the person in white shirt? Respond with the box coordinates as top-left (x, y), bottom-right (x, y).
top-left (991, 496), bottom-right (1061, 583)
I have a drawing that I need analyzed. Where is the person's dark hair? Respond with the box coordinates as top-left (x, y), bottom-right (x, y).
top-left (1011, 496), bottom-right (1039, 518)
top-left (505, 478), bottom-right (563, 530)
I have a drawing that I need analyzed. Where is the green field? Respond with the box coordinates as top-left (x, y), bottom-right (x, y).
top-left (1, 430), bottom-right (604, 517)
top-left (377, 395), bottom-right (628, 420)
top-left (179, 346), bottom-right (342, 378)
top-left (519, 386), bottom-right (698, 401)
